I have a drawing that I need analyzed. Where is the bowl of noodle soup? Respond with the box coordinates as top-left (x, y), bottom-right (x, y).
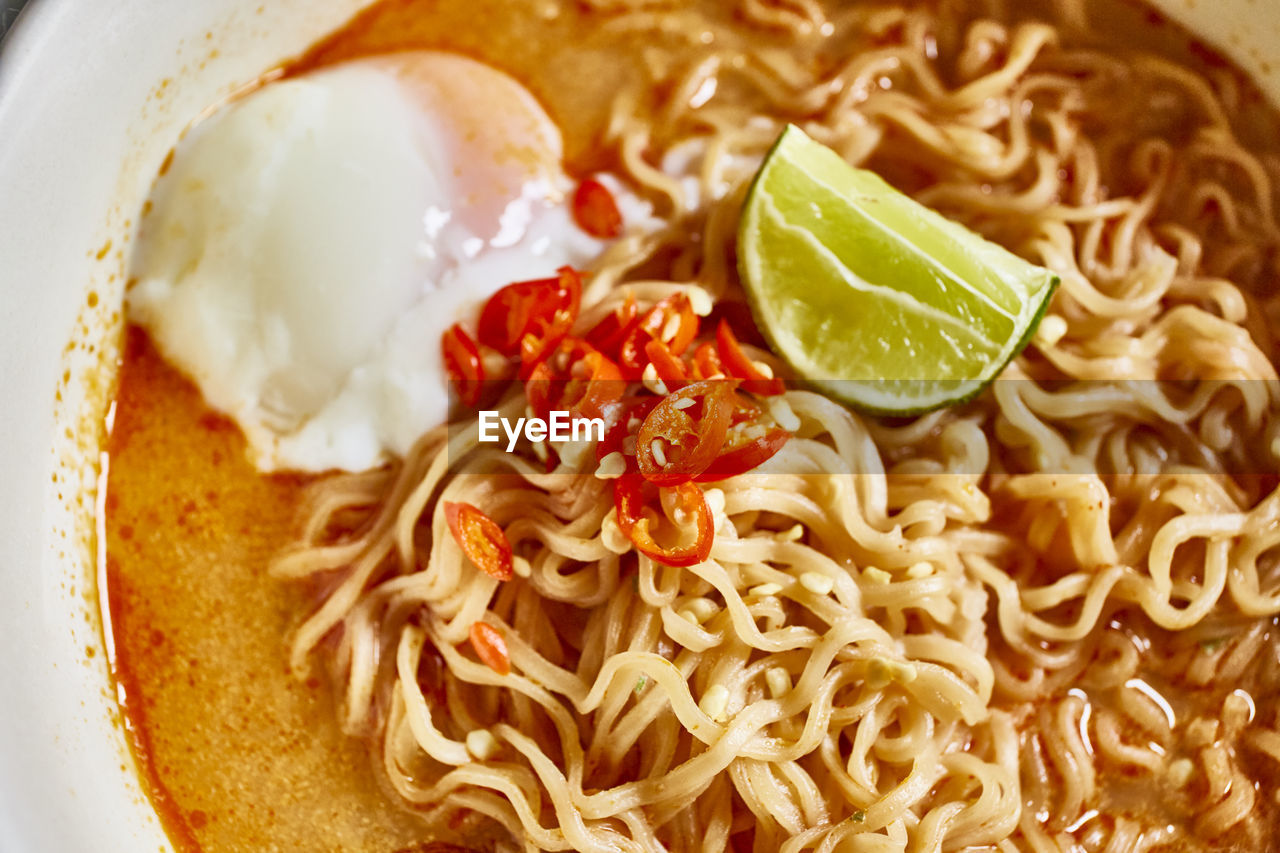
top-left (3, 0), bottom-right (1280, 851)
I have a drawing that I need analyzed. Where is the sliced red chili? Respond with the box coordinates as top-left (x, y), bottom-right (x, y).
top-left (525, 338), bottom-right (625, 421)
top-left (697, 427), bottom-right (791, 481)
top-left (618, 293), bottom-right (699, 377)
top-left (636, 380), bottom-right (735, 486)
top-left (443, 502), bottom-right (514, 581)
top-left (596, 396), bottom-right (661, 465)
top-left (690, 342), bottom-right (725, 380)
top-left (613, 475), bottom-right (714, 568)
top-left (572, 177), bottom-right (623, 239)
top-left (585, 292), bottom-right (639, 360)
top-left (716, 319), bottom-right (784, 396)
top-left (658, 295), bottom-right (700, 356)
top-left (643, 338), bottom-right (689, 386)
top-left (476, 279), bottom-right (549, 356)
top-left (469, 622), bottom-right (511, 675)
top-left (726, 392), bottom-right (764, 426)
top-left (698, 392), bottom-right (791, 479)
top-left (476, 267), bottom-right (582, 374)
top-left (441, 324), bottom-right (485, 408)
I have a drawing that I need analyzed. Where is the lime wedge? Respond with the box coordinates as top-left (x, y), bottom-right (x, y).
top-left (737, 125), bottom-right (1058, 414)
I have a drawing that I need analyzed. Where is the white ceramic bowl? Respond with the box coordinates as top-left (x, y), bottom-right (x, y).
top-left (0, 1), bottom-right (1277, 850)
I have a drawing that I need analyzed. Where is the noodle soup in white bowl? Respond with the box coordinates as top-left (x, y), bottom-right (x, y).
top-left (1, 0), bottom-right (1280, 851)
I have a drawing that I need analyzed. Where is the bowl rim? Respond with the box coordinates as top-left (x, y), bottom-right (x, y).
top-left (0, 0), bottom-right (60, 111)
top-left (2, 0), bottom-right (1279, 849)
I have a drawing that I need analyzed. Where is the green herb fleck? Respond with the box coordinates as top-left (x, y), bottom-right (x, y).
top-left (852, 811), bottom-right (865, 823)
top-left (635, 677), bottom-right (647, 695)
top-left (1200, 637), bottom-right (1227, 653)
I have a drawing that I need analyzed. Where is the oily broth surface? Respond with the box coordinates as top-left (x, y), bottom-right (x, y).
top-left (105, 330), bottom-right (427, 851)
top-left (104, 0), bottom-right (1280, 851)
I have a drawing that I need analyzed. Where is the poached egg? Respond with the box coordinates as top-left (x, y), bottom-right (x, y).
top-left (129, 52), bottom-right (616, 472)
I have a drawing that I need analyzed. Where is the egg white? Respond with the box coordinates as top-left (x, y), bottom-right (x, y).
top-left (129, 52), bottom-right (626, 472)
